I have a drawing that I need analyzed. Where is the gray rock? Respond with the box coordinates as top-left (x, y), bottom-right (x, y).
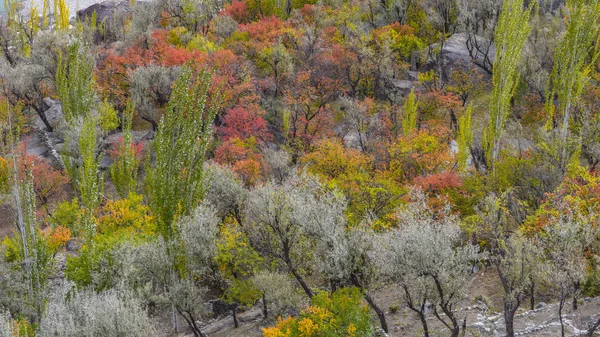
top-left (535, 302), bottom-right (547, 310)
top-left (77, 0), bottom-right (131, 28)
top-left (66, 239), bottom-right (82, 252)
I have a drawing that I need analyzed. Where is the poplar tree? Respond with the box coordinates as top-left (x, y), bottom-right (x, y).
top-left (110, 101), bottom-right (139, 199)
top-left (484, 0), bottom-right (532, 169)
top-left (54, 0), bottom-right (70, 33)
top-left (78, 114), bottom-right (101, 241)
top-left (10, 171), bottom-right (53, 325)
top-left (145, 65), bottom-right (220, 243)
top-left (456, 102), bottom-right (473, 170)
top-left (55, 40), bottom-right (95, 124)
top-left (546, 0), bottom-right (600, 169)
top-left (1, 105), bottom-right (53, 325)
top-left (402, 88), bottom-right (418, 135)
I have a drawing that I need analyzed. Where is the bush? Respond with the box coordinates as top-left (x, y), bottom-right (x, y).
top-left (262, 287), bottom-right (374, 337)
top-left (65, 194), bottom-right (155, 289)
top-left (39, 283), bottom-right (154, 337)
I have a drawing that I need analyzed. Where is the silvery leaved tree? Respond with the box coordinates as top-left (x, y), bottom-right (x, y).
top-left (379, 192), bottom-right (481, 337)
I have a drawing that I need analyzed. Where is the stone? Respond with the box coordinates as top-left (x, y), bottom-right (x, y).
top-left (77, 0), bottom-right (131, 28)
top-left (66, 239), bottom-right (82, 252)
top-left (535, 302), bottom-right (547, 310)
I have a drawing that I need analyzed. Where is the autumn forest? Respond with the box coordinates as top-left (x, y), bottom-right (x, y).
top-left (1, 0), bottom-right (600, 336)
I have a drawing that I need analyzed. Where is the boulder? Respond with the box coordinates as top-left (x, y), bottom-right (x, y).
top-left (425, 33), bottom-right (495, 81)
top-left (210, 299), bottom-right (236, 319)
top-left (66, 239), bottom-right (82, 252)
top-left (77, 1), bottom-right (131, 29)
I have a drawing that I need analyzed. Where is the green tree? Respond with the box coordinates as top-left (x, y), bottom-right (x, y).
top-left (55, 40), bottom-right (95, 124)
top-left (3, 171), bottom-right (54, 325)
top-left (456, 102), bottom-right (473, 170)
top-left (78, 114), bottom-right (102, 241)
top-left (546, 0), bottom-right (600, 169)
top-left (402, 88), bottom-right (418, 135)
top-left (145, 65), bottom-right (220, 243)
top-left (484, 0), bottom-right (532, 170)
top-left (110, 102), bottom-right (140, 199)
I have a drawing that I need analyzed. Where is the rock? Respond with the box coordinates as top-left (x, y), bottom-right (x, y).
top-left (391, 79), bottom-right (415, 91)
top-left (100, 153), bottom-right (114, 170)
top-left (210, 299), bottom-right (236, 319)
top-left (36, 98), bottom-right (64, 131)
top-left (66, 239), bottom-right (82, 252)
top-left (425, 33), bottom-right (495, 81)
top-left (470, 321), bottom-right (490, 333)
top-left (77, 0), bottom-right (131, 28)
top-left (535, 302), bottom-right (547, 310)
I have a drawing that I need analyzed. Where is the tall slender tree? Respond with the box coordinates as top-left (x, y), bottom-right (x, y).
top-left (546, 0), bottom-right (600, 169)
top-left (402, 88), bottom-right (418, 135)
top-left (55, 40), bottom-right (95, 124)
top-left (145, 65), bottom-right (220, 243)
top-left (456, 102), bottom-right (473, 170)
top-left (484, 0), bottom-right (532, 170)
top-left (110, 101), bottom-right (139, 199)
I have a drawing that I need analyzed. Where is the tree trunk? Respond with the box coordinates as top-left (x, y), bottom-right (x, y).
top-left (418, 311), bottom-right (430, 337)
top-left (587, 316), bottom-right (600, 337)
top-left (262, 294), bottom-right (268, 319)
top-left (504, 301), bottom-right (519, 337)
top-left (559, 297), bottom-right (565, 337)
top-left (363, 292), bottom-right (389, 333)
top-left (573, 281), bottom-right (580, 311)
top-left (35, 108), bottom-right (53, 132)
top-left (290, 267), bottom-right (313, 299)
top-left (530, 281), bottom-right (535, 310)
top-left (232, 305), bottom-right (239, 328)
top-left (142, 115), bottom-right (158, 131)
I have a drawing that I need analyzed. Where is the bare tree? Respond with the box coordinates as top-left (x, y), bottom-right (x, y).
top-left (457, 0), bottom-right (502, 74)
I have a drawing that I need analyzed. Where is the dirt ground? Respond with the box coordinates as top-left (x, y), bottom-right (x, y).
top-left (189, 267), bottom-right (600, 337)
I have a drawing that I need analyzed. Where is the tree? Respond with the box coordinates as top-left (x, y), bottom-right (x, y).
top-left (0, 58), bottom-right (53, 132)
top-left (402, 88), bottom-right (418, 135)
top-left (388, 129), bottom-right (451, 182)
top-left (2, 171), bottom-right (54, 325)
top-left (493, 232), bottom-right (543, 337)
top-left (129, 65), bottom-right (182, 131)
top-left (55, 40), bottom-right (96, 124)
top-left (252, 271), bottom-right (300, 318)
top-left (292, 177), bottom-right (390, 333)
top-left (546, 0), bottom-right (600, 169)
top-left (456, 102), bottom-right (473, 170)
top-left (77, 114), bottom-right (102, 241)
top-left (144, 65), bottom-right (219, 333)
top-left (378, 192), bottom-right (481, 337)
top-left (18, 147), bottom-right (68, 216)
top-left (205, 163), bottom-right (248, 226)
top-left (338, 97), bottom-right (378, 153)
top-left (539, 209), bottom-right (598, 337)
top-left (257, 40), bottom-right (293, 98)
top-left (244, 179), bottom-right (314, 299)
top-left (457, 0), bottom-right (502, 74)
top-left (217, 105), bottom-right (271, 142)
top-left (484, 0), bottom-right (532, 169)
top-left (145, 65), bottom-right (220, 243)
top-left (110, 102), bottom-right (141, 199)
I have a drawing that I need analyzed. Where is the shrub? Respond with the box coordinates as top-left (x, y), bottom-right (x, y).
top-left (39, 283), bottom-right (154, 337)
top-left (262, 287), bottom-right (374, 337)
